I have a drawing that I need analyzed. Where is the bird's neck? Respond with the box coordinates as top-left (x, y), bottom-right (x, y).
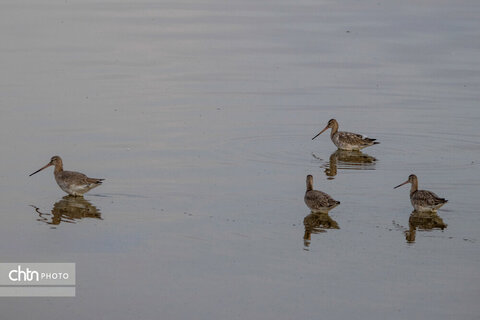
top-left (306, 180), bottom-right (313, 191)
top-left (330, 123), bottom-right (338, 137)
top-left (54, 163), bottom-right (63, 175)
top-left (410, 180), bottom-right (418, 196)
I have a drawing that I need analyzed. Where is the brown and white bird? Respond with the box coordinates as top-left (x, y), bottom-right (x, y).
top-left (394, 174), bottom-right (447, 212)
top-left (312, 118), bottom-right (379, 151)
top-left (304, 175), bottom-right (340, 213)
top-left (29, 156), bottom-right (104, 196)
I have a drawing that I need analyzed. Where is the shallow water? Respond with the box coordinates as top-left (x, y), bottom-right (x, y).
top-left (1, 0), bottom-right (479, 319)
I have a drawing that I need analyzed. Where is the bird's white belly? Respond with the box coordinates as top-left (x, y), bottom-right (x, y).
top-left (55, 178), bottom-right (85, 196)
top-left (332, 134), bottom-right (356, 151)
top-left (412, 201), bottom-right (435, 212)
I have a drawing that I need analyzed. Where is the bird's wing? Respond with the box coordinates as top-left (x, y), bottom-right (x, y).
top-left (305, 190), bottom-right (338, 207)
top-left (60, 171), bottom-right (103, 185)
top-left (340, 131), bottom-right (376, 145)
top-left (414, 190), bottom-right (446, 206)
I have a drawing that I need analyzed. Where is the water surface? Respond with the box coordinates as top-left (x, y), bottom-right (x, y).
top-left (1, 0), bottom-right (479, 319)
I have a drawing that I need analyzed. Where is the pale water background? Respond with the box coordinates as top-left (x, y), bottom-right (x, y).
top-left (1, 0), bottom-right (479, 319)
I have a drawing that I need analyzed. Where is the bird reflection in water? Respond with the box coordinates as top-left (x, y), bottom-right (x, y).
top-left (312, 150), bottom-right (376, 180)
top-left (303, 212), bottom-right (339, 248)
top-left (405, 210), bottom-right (447, 243)
top-left (31, 196), bottom-right (102, 226)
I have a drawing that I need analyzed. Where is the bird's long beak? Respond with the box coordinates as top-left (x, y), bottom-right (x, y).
top-left (29, 163), bottom-right (52, 176)
top-left (394, 180), bottom-right (409, 189)
top-left (312, 126), bottom-right (329, 140)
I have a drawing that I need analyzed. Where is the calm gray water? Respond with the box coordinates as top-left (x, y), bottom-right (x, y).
top-left (1, 0), bottom-right (479, 319)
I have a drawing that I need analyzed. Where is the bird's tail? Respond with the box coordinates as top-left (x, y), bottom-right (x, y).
top-left (88, 178), bottom-right (104, 185)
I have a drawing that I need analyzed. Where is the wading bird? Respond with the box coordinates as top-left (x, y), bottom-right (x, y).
top-left (29, 156), bottom-right (104, 196)
top-left (394, 174), bottom-right (447, 212)
top-left (312, 118), bottom-right (379, 151)
top-left (304, 175), bottom-right (340, 213)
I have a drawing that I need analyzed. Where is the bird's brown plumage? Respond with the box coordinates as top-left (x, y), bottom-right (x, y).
top-left (394, 174), bottom-right (447, 212)
top-left (30, 156), bottom-right (104, 196)
top-left (304, 175), bottom-right (340, 213)
top-left (312, 119), bottom-right (379, 151)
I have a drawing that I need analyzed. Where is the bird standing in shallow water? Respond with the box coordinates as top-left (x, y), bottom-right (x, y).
top-left (304, 175), bottom-right (340, 213)
top-left (312, 118), bottom-right (379, 151)
top-left (394, 174), bottom-right (447, 212)
top-left (29, 156), bottom-right (104, 196)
